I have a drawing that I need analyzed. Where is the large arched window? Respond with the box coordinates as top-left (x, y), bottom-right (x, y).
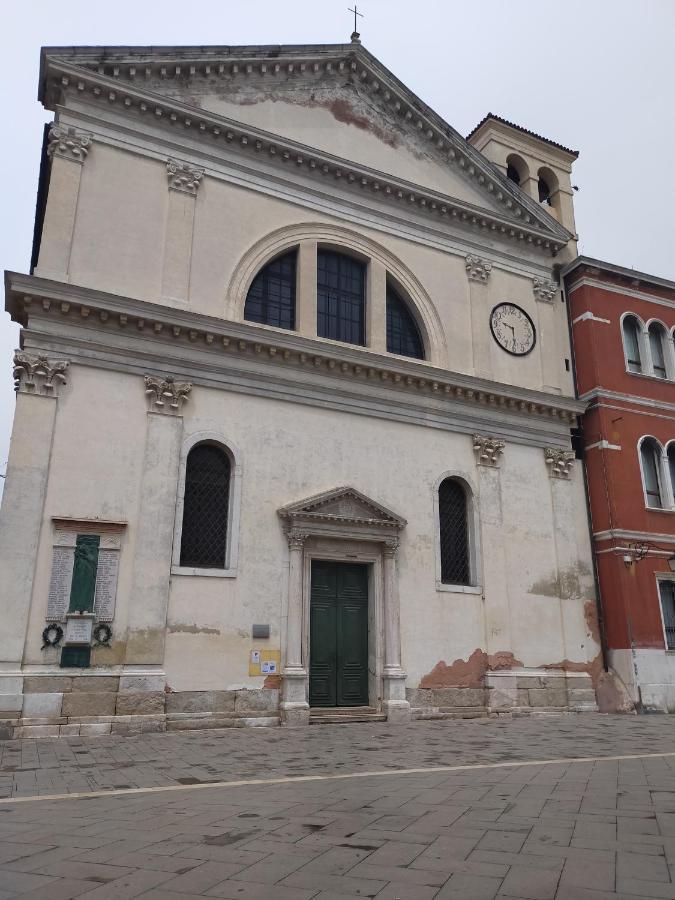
top-left (244, 250), bottom-right (297, 330)
top-left (640, 438), bottom-right (665, 509)
top-left (386, 285), bottom-right (424, 359)
top-left (316, 250), bottom-right (365, 346)
top-left (668, 443), bottom-right (675, 502)
top-left (622, 315), bottom-right (644, 374)
top-left (648, 322), bottom-right (668, 379)
top-left (438, 478), bottom-right (471, 585)
top-left (180, 443), bottom-right (231, 568)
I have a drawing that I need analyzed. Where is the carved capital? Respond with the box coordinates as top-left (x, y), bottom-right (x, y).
top-left (47, 125), bottom-right (92, 164)
top-left (144, 374), bottom-right (192, 412)
top-left (544, 447), bottom-right (575, 479)
top-left (532, 276), bottom-right (557, 303)
top-left (465, 254), bottom-right (492, 283)
top-left (473, 434), bottom-right (505, 467)
top-left (13, 351), bottom-right (69, 396)
top-left (286, 529), bottom-right (308, 551)
top-left (383, 538), bottom-right (399, 559)
top-left (166, 158), bottom-right (204, 195)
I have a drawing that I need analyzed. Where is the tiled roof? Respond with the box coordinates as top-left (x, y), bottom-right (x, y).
top-left (467, 113), bottom-right (579, 158)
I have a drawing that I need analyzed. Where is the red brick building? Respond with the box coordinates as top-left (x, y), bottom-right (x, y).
top-left (564, 257), bottom-right (675, 711)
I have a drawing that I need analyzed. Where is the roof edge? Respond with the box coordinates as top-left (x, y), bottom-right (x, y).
top-left (562, 256), bottom-right (675, 294)
top-left (467, 113), bottom-right (579, 160)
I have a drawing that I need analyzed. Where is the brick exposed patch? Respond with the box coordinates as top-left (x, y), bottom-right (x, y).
top-left (419, 649), bottom-right (522, 689)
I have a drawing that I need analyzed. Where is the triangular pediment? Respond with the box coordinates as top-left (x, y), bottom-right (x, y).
top-left (279, 486), bottom-right (406, 528)
top-left (40, 43), bottom-right (571, 245)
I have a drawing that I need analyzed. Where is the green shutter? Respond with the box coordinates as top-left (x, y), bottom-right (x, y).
top-left (68, 535), bottom-right (100, 613)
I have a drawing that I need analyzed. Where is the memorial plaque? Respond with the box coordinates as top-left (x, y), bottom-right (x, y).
top-left (93, 549), bottom-right (120, 623)
top-left (46, 546), bottom-right (75, 621)
top-left (65, 615), bottom-right (94, 645)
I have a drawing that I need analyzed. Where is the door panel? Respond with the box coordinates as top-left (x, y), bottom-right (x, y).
top-left (310, 561), bottom-right (368, 708)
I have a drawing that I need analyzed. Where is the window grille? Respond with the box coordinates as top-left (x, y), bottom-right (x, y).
top-left (180, 444), bottom-right (231, 568)
top-left (622, 317), bottom-right (642, 373)
top-left (386, 286), bottom-right (424, 359)
top-left (439, 478), bottom-right (471, 585)
top-left (659, 581), bottom-right (675, 650)
top-left (649, 323), bottom-right (667, 378)
top-left (244, 250), bottom-right (297, 330)
top-left (317, 250), bottom-right (365, 346)
top-left (640, 439), bottom-right (663, 509)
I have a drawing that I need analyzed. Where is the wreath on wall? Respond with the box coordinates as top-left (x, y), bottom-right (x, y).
top-left (41, 623), bottom-right (64, 649)
top-left (92, 623), bottom-right (112, 646)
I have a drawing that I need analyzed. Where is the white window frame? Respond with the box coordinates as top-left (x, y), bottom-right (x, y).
top-left (656, 575), bottom-right (675, 651)
top-left (433, 470), bottom-right (482, 594)
top-left (620, 312), bottom-right (648, 375)
top-left (638, 435), bottom-right (674, 512)
top-left (171, 431), bottom-right (243, 577)
top-left (646, 318), bottom-right (675, 380)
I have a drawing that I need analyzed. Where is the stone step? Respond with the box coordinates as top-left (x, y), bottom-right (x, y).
top-left (309, 706), bottom-right (386, 724)
top-left (412, 706), bottom-right (488, 720)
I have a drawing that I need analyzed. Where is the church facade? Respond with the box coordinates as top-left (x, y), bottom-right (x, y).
top-left (0, 41), bottom-right (602, 738)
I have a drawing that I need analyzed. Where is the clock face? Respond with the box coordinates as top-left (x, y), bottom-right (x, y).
top-left (490, 303), bottom-right (536, 356)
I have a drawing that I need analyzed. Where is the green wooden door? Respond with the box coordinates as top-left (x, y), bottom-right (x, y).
top-left (309, 561), bottom-right (369, 707)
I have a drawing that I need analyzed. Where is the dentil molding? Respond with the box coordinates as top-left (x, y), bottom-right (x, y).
top-left (47, 125), bottom-right (92, 164)
top-left (473, 434), bottom-right (505, 467)
top-left (532, 277), bottom-right (558, 303)
top-left (166, 158), bottom-right (204, 195)
top-left (465, 254), bottom-right (492, 283)
top-left (13, 351), bottom-right (69, 396)
top-left (144, 374), bottom-right (192, 412)
top-left (544, 447), bottom-right (575, 479)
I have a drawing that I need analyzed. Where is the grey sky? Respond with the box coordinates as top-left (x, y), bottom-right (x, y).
top-left (2, 0), bottom-right (674, 493)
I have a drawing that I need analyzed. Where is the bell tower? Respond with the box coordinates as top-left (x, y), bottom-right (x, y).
top-left (467, 113), bottom-right (579, 262)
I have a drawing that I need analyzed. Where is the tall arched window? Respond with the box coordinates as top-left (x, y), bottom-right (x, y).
top-left (622, 315), bottom-right (643, 374)
top-left (648, 322), bottom-right (668, 379)
top-left (180, 443), bottom-right (231, 568)
top-left (438, 478), bottom-right (470, 585)
top-left (386, 285), bottom-right (424, 359)
top-left (640, 438), bottom-right (664, 509)
top-left (244, 250), bottom-right (297, 330)
top-left (317, 250), bottom-right (365, 346)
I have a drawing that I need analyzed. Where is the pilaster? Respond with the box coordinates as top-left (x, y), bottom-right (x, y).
top-left (382, 539), bottom-right (411, 723)
top-left (161, 159), bottom-right (204, 304)
top-left (296, 241), bottom-right (317, 337)
top-left (532, 276), bottom-right (562, 393)
top-left (367, 258), bottom-right (387, 354)
top-left (124, 374), bottom-right (191, 664)
top-left (280, 528), bottom-right (310, 726)
top-left (465, 255), bottom-right (493, 380)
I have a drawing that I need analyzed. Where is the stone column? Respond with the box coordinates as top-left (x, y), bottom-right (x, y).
top-left (296, 241), bottom-right (317, 337)
top-left (382, 538), bottom-right (411, 723)
top-left (124, 376), bottom-right (191, 672)
top-left (280, 529), bottom-right (310, 726)
top-left (161, 159), bottom-right (204, 304)
top-left (532, 277), bottom-right (561, 393)
top-left (0, 353), bottom-right (68, 715)
top-left (34, 125), bottom-right (92, 281)
top-left (367, 259), bottom-right (387, 353)
top-left (465, 255), bottom-right (493, 380)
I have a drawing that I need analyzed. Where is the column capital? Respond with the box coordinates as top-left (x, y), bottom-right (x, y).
top-left (144, 374), bottom-right (192, 413)
top-left (465, 254), bottom-right (492, 283)
top-left (473, 434), bottom-right (505, 467)
top-left (13, 351), bottom-right (69, 396)
top-left (166, 158), bottom-right (204, 195)
top-left (286, 529), bottom-right (309, 551)
top-left (544, 447), bottom-right (575, 479)
top-left (532, 276), bottom-right (557, 303)
top-left (383, 538), bottom-right (399, 559)
top-left (47, 125), bottom-right (92, 164)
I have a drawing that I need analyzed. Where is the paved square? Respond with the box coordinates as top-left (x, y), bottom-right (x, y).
top-left (2, 714), bottom-right (675, 897)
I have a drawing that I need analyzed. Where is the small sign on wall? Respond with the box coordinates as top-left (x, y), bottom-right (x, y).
top-left (249, 648), bottom-right (281, 677)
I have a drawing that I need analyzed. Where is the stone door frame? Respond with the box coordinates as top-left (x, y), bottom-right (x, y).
top-left (277, 487), bottom-right (409, 726)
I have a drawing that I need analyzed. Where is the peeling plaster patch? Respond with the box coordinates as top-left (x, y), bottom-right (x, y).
top-left (583, 600), bottom-right (601, 645)
top-left (529, 562), bottom-right (592, 600)
top-left (596, 669), bottom-right (635, 713)
top-left (542, 654), bottom-right (603, 687)
top-left (263, 674), bottom-right (281, 690)
top-left (168, 623), bottom-right (221, 635)
top-left (420, 649), bottom-right (522, 689)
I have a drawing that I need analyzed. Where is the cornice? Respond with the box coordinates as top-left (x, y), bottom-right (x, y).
top-left (6, 272), bottom-right (584, 444)
top-left (41, 55), bottom-right (570, 255)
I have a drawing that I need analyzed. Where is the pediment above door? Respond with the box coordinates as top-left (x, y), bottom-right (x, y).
top-left (279, 486), bottom-right (405, 540)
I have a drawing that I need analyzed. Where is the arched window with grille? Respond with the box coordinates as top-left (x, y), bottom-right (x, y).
top-left (622, 315), bottom-right (643, 374)
top-left (316, 250), bottom-right (365, 346)
top-left (244, 250), bottom-right (297, 330)
top-left (386, 284), bottom-right (425, 359)
top-left (639, 437), bottom-right (665, 509)
top-left (438, 477), bottom-right (471, 586)
top-left (648, 322), bottom-right (668, 379)
top-left (179, 443), bottom-right (231, 568)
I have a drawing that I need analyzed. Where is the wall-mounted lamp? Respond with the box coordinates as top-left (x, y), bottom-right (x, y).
top-left (623, 554), bottom-right (633, 566)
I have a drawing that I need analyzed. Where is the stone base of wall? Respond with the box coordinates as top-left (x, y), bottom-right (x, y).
top-left (407, 670), bottom-right (599, 719)
top-left (0, 673), bottom-right (280, 739)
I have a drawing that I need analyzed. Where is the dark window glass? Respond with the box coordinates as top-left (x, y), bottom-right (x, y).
top-left (506, 164), bottom-right (521, 185)
top-left (640, 439), bottom-right (663, 509)
top-left (244, 250), bottom-right (297, 330)
top-left (317, 250), bottom-right (365, 345)
top-left (649, 323), bottom-right (667, 379)
top-left (386, 286), bottom-right (424, 359)
top-left (659, 581), bottom-right (675, 650)
top-left (60, 647), bottom-right (91, 668)
top-left (623, 316), bottom-right (642, 373)
top-left (669, 445), bottom-right (675, 501)
top-left (538, 177), bottom-right (552, 205)
top-left (180, 444), bottom-right (231, 568)
top-left (439, 478), bottom-right (470, 585)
